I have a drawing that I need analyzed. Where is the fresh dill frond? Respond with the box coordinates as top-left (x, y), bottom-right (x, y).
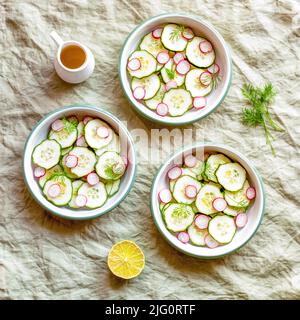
top-left (169, 25), bottom-right (185, 41)
top-left (165, 67), bottom-right (175, 80)
top-left (62, 117), bottom-right (77, 134)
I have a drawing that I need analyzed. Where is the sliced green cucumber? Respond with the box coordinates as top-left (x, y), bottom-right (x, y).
top-left (105, 179), bottom-right (121, 197)
top-left (145, 82), bottom-right (166, 110)
top-left (84, 119), bottom-right (113, 149)
top-left (181, 168), bottom-right (197, 179)
top-left (131, 74), bottom-right (161, 100)
top-left (32, 139), bottom-right (61, 169)
top-left (186, 37), bottom-right (215, 68)
top-left (195, 183), bottom-right (223, 215)
top-left (48, 120), bottom-right (77, 149)
top-left (61, 154), bottom-right (78, 179)
top-left (173, 175), bottom-right (201, 204)
top-left (127, 50), bottom-right (157, 79)
top-left (205, 154), bottom-right (231, 183)
top-left (216, 162), bottom-right (246, 192)
top-left (223, 206), bottom-right (246, 217)
top-left (43, 175), bottom-right (72, 206)
top-left (69, 147), bottom-right (97, 178)
top-left (185, 68), bottom-right (213, 97)
top-left (188, 223), bottom-right (207, 246)
top-left (161, 59), bottom-right (185, 86)
top-left (161, 24), bottom-right (188, 52)
top-left (61, 146), bottom-right (73, 156)
top-left (38, 164), bottom-right (63, 188)
top-left (95, 132), bottom-right (120, 157)
top-left (95, 151), bottom-right (126, 181)
top-left (140, 32), bottom-right (166, 57)
top-left (189, 159), bottom-right (205, 180)
top-left (163, 203), bottom-right (194, 232)
top-left (163, 88), bottom-right (192, 117)
top-left (77, 121), bottom-right (84, 136)
top-left (68, 180), bottom-right (84, 208)
top-left (208, 215), bottom-right (236, 244)
top-left (77, 182), bottom-right (107, 209)
top-left (224, 180), bottom-right (250, 208)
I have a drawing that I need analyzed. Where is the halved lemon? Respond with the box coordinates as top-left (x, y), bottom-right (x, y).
top-left (107, 240), bottom-right (145, 279)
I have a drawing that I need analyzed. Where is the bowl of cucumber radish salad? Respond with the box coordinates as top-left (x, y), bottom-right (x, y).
top-left (119, 13), bottom-right (232, 125)
top-left (150, 144), bottom-right (265, 259)
top-left (23, 105), bottom-right (136, 220)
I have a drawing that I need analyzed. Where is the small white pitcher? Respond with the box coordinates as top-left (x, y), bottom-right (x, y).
top-left (50, 31), bottom-right (95, 84)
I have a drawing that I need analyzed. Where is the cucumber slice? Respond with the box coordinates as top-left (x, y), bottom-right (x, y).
top-left (173, 175), bottom-right (201, 204)
top-left (208, 215), bottom-right (236, 244)
top-left (186, 37), bottom-right (215, 68)
top-left (161, 24), bottom-right (188, 52)
top-left (188, 223), bottom-right (207, 246)
top-left (105, 179), bottom-right (121, 197)
top-left (84, 119), bottom-right (113, 149)
top-left (48, 120), bottom-right (77, 149)
top-left (60, 154), bottom-right (78, 179)
top-left (32, 139), bottom-right (61, 169)
top-left (181, 168), bottom-right (197, 179)
top-left (216, 163), bottom-right (246, 192)
top-left (224, 180), bottom-right (250, 208)
top-left (185, 69), bottom-right (213, 97)
top-left (77, 121), bottom-right (84, 136)
top-left (189, 159), bottom-right (205, 180)
top-left (131, 74), bottom-right (161, 100)
top-left (163, 88), bottom-right (192, 117)
top-left (68, 180), bottom-right (84, 208)
top-left (140, 32), bottom-right (166, 57)
top-left (161, 59), bottom-right (185, 86)
top-left (145, 82), bottom-right (166, 110)
top-left (69, 147), bottom-right (97, 178)
top-left (95, 151), bottom-right (126, 181)
top-left (127, 50), bottom-right (157, 79)
top-left (223, 206), bottom-right (246, 217)
top-left (205, 154), bottom-right (231, 183)
top-left (61, 146), bottom-right (72, 156)
top-left (38, 164), bottom-right (63, 188)
top-left (195, 183), bottom-right (223, 215)
top-left (163, 203), bottom-right (194, 232)
top-left (95, 132), bottom-right (120, 157)
top-left (43, 175), bottom-right (72, 206)
top-left (77, 182), bottom-right (107, 209)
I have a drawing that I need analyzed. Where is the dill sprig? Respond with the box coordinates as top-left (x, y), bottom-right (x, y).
top-left (169, 25), bottom-right (185, 41)
top-left (62, 117), bottom-right (77, 134)
top-left (165, 65), bottom-right (176, 80)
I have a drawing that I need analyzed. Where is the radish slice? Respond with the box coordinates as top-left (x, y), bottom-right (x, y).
top-left (205, 234), bottom-right (219, 248)
top-left (83, 116), bottom-right (93, 125)
top-left (185, 185), bottom-right (197, 199)
top-left (152, 28), bottom-right (163, 39)
top-left (76, 135), bottom-right (87, 147)
top-left (212, 197), bottom-right (227, 212)
top-left (75, 194), bottom-right (87, 207)
top-left (34, 167), bottom-right (46, 178)
top-left (48, 184), bottom-right (61, 198)
top-left (173, 52), bottom-right (185, 65)
top-left (156, 103), bottom-right (168, 116)
top-left (127, 58), bottom-right (141, 71)
top-left (177, 232), bottom-right (190, 244)
top-left (199, 71), bottom-right (212, 87)
top-left (207, 63), bottom-right (220, 74)
top-left (165, 80), bottom-right (177, 91)
top-left (87, 172), bottom-right (100, 186)
top-left (65, 155), bottom-right (78, 168)
top-left (199, 40), bottom-right (213, 53)
top-left (176, 60), bottom-right (191, 75)
top-left (182, 28), bottom-right (194, 40)
top-left (51, 119), bottom-right (64, 132)
top-left (193, 96), bottom-right (207, 110)
top-left (184, 154), bottom-right (197, 168)
top-left (235, 213), bottom-right (248, 228)
top-left (121, 155), bottom-right (128, 167)
top-left (159, 189), bottom-right (172, 203)
top-left (246, 187), bottom-right (256, 200)
top-left (167, 166), bottom-right (182, 180)
top-left (157, 51), bottom-right (170, 65)
top-left (96, 126), bottom-right (109, 138)
top-left (195, 214), bottom-right (210, 230)
top-left (133, 86), bottom-right (146, 100)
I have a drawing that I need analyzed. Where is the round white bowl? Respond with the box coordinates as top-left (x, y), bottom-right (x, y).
top-left (23, 105), bottom-right (136, 220)
top-left (150, 144), bottom-right (265, 259)
top-left (119, 13), bottom-right (232, 126)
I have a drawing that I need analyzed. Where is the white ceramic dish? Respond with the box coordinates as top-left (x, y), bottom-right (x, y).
top-left (23, 105), bottom-right (136, 220)
top-left (119, 13), bottom-right (232, 126)
top-left (150, 144), bottom-right (265, 259)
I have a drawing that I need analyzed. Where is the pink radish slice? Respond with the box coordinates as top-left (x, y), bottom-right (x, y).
top-left (212, 197), bottom-right (227, 212)
top-left (75, 194), bottom-right (87, 207)
top-left (205, 234), bottom-right (219, 248)
top-left (121, 155), bottom-right (128, 167)
top-left (193, 96), bottom-right (207, 110)
top-left (83, 116), bottom-right (93, 125)
top-left (167, 166), bottom-right (182, 180)
top-left (65, 155), bottom-right (78, 168)
top-left (165, 80), bottom-right (177, 91)
top-left (76, 135), bottom-right (87, 147)
top-left (184, 154), bottom-right (197, 168)
top-left (48, 184), bottom-right (61, 198)
top-left (195, 214), bottom-right (210, 230)
top-left (177, 232), bottom-right (190, 244)
top-left (34, 167), bottom-right (46, 178)
top-left (87, 172), bottom-right (100, 186)
top-left (199, 71), bottom-right (212, 87)
top-left (182, 27), bottom-right (194, 40)
top-left (96, 126), bottom-right (109, 138)
top-left (176, 60), bottom-right (191, 75)
top-left (51, 119), bottom-right (64, 132)
top-left (158, 189), bottom-right (172, 203)
top-left (127, 58), bottom-right (141, 71)
top-left (156, 103), bottom-right (168, 116)
top-left (157, 51), bottom-right (170, 65)
top-left (246, 187), bottom-right (256, 200)
top-left (152, 28), bottom-right (163, 39)
top-left (173, 52), bottom-right (185, 65)
top-left (133, 86), bottom-right (146, 100)
top-left (185, 185), bottom-right (197, 199)
top-left (207, 63), bottom-right (220, 74)
top-left (235, 213), bottom-right (248, 228)
top-left (199, 40), bottom-right (213, 53)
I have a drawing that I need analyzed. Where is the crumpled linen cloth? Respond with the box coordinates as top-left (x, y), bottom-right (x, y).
top-left (0, 0), bottom-right (300, 300)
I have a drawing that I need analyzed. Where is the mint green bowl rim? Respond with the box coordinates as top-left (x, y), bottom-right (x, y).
top-left (118, 13), bottom-right (233, 126)
top-left (22, 104), bottom-right (137, 221)
top-left (150, 143), bottom-right (266, 259)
